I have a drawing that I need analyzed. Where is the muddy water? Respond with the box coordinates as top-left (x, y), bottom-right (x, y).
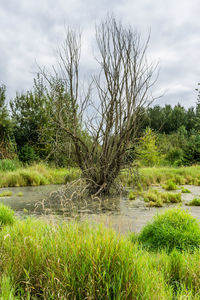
top-left (0, 184), bottom-right (200, 234)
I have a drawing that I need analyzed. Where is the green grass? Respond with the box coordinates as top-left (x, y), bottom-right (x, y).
top-left (181, 187), bottom-right (191, 193)
top-left (162, 180), bottom-right (179, 191)
top-left (0, 218), bottom-right (172, 299)
top-left (16, 192), bottom-right (23, 197)
top-left (186, 198), bottom-right (200, 206)
top-left (0, 204), bottom-right (15, 226)
top-left (1, 207), bottom-right (200, 298)
top-left (0, 163), bottom-right (80, 188)
top-left (135, 208), bottom-right (200, 253)
top-left (120, 165), bottom-right (200, 188)
top-left (128, 190), bottom-right (137, 200)
top-left (142, 189), bottom-right (181, 207)
top-left (0, 190), bottom-right (13, 197)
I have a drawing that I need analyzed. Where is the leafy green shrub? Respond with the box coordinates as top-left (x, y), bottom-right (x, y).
top-left (137, 208), bottom-right (200, 252)
top-left (166, 147), bottom-right (185, 166)
top-left (18, 144), bottom-right (39, 163)
top-left (162, 180), bottom-right (178, 191)
top-left (187, 198), bottom-right (200, 206)
top-left (0, 204), bottom-right (15, 226)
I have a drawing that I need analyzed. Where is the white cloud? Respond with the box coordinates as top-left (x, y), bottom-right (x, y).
top-left (0, 0), bottom-right (199, 107)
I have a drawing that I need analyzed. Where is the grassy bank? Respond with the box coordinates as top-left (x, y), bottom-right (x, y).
top-left (0, 207), bottom-right (199, 298)
top-left (0, 163), bottom-right (80, 187)
top-left (1, 160), bottom-right (200, 189)
top-left (120, 165), bottom-right (200, 189)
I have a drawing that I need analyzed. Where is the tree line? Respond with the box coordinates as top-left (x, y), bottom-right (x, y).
top-left (1, 79), bottom-right (200, 167)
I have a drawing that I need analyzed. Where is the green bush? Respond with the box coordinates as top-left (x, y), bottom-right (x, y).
top-left (0, 204), bottom-right (15, 226)
top-left (137, 208), bottom-right (200, 252)
top-left (18, 144), bottom-right (39, 163)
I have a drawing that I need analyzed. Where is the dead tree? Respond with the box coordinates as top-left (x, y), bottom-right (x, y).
top-left (41, 16), bottom-right (158, 195)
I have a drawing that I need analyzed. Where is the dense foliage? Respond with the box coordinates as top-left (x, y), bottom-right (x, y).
top-left (0, 78), bottom-right (200, 167)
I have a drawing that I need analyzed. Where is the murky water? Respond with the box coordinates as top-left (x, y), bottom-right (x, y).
top-left (0, 184), bottom-right (200, 234)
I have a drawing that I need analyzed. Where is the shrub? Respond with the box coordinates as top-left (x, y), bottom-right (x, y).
top-left (0, 204), bottom-right (15, 226)
top-left (137, 208), bottom-right (200, 252)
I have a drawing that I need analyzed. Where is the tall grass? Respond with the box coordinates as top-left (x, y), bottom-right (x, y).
top-left (120, 165), bottom-right (200, 188)
top-left (0, 219), bottom-right (172, 299)
top-left (0, 159), bottom-right (22, 172)
top-left (0, 163), bottom-right (80, 187)
top-left (1, 207), bottom-right (200, 298)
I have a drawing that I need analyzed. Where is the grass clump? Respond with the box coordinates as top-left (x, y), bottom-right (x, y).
top-left (0, 190), bottom-right (13, 197)
top-left (143, 189), bottom-right (181, 207)
top-left (137, 208), bottom-right (200, 253)
top-left (167, 193), bottom-right (182, 203)
top-left (0, 204), bottom-right (15, 226)
top-left (16, 192), bottom-right (23, 197)
top-left (186, 198), bottom-right (200, 206)
top-left (128, 190), bottom-right (137, 200)
top-left (181, 187), bottom-right (191, 193)
top-left (162, 180), bottom-right (178, 191)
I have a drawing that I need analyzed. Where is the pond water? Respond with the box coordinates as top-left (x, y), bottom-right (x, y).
top-left (0, 184), bottom-right (200, 234)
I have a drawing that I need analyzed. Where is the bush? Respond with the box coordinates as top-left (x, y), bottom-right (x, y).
top-left (0, 204), bottom-right (15, 226)
top-left (137, 208), bottom-right (200, 252)
top-left (18, 144), bottom-right (39, 163)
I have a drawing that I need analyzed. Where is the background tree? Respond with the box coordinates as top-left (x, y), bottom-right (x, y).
top-left (0, 85), bottom-right (15, 158)
top-left (10, 76), bottom-right (49, 162)
top-left (41, 16), bottom-right (158, 195)
top-left (135, 128), bottom-right (160, 166)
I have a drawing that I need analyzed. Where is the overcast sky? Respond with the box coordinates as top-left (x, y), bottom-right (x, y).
top-left (0, 0), bottom-right (200, 107)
